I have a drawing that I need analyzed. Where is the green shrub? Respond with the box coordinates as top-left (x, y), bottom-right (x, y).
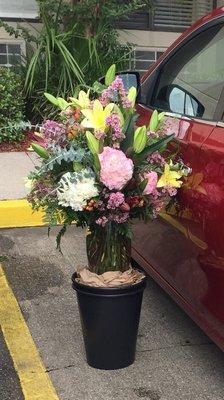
top-left (0, 67), bottom-right (26, 143)
top-left (0, 0), bottom-right (150, 122)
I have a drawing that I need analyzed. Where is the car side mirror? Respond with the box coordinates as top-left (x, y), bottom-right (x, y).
top-left (99, 71), bottom-right (141, 102)
top-left (167, 84), bottom-right (205, 117)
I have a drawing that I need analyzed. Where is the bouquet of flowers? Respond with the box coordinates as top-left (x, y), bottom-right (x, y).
top-left (27, 65), bottom-right (190, 279)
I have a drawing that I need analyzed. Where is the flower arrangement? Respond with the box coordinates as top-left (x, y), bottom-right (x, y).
top-left (27, 65), bottom-right (190, 278)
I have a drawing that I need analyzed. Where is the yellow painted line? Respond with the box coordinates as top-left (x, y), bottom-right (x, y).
top-left (0, 199), bottom-right (45, 228)
top-left (0, 265), bottom-right (59, 400)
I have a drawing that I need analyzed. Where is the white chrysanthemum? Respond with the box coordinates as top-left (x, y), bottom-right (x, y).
top-left (57, 170), bottom-right (98, 211)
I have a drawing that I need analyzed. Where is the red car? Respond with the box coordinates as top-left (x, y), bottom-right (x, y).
top-left (131, 7), bottom-right (224, 350)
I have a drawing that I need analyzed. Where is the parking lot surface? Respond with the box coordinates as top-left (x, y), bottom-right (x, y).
top-left (1, 226), bottom-right (224, 400)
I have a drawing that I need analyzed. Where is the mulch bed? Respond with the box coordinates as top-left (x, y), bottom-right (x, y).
top-left (0, 134), bottom-right (33, 153)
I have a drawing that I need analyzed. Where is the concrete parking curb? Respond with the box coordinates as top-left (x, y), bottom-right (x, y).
top-left (0, 200), bottom-right (206, 252)
top-left (0, 199), bottom-right (45, 228)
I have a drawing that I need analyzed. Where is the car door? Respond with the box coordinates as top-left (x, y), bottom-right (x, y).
top-left (132, 17), bottom-right (224, 346)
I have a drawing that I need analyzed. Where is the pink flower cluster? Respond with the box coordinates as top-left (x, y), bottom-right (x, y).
top-left (107, 192), bottom-right (124, 209)
top-left (95, 130), bottom-right (106, 140)
top-left (42, 120), bottom-right (66, 147)
top-left (142, 171), bottom-right (158, 195)
top-left (148, 151), bottom-right (165, 166)
top-left (112, 212), bottom-right (129, 223)
top-left (152, 199), bottom-right (165, 216)
top-left (162, 187), bottom-right (177, 197)
top-left (105, 113), bottom-right (124, 144)
top-left (96, 211), bottom-right (129, 227)
top-left (157, 117), bottom-right (179, 137)
top-left (100, 76), bottom-right (132, 109)
top-left (96, 216), bottom-right (108, 227)
top-left (99, 147), bottom-right (133, 190)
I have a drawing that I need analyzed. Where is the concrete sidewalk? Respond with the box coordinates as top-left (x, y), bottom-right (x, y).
top-left (1, 226), bottom-right (224, 400)
top-left (0, 152), bottom-right (38, 200)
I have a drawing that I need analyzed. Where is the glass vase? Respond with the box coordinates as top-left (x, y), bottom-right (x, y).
top-left (86, 222), bottom-right (131, 275)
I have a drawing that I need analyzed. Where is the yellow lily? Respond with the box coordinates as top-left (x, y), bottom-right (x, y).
top-left (69, 90), bottom-right (90, 109)
top-left (157, 163), bottom-right (183, 188)
top-left (81, 100), bottom-right (114, 132)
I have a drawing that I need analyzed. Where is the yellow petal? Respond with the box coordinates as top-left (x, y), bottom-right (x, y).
top-left (81, 118), bottom-right (93, 128)
top-left (93, 99), bottom-right (103, 112)
top-left (81, 109), bottom-right (93, 120)
top-left (157, 176), bottom-right (167, 188)
top-left (170, 170), bottom-right (182, 180)
top-left (79, 91), bottom-right (90, 108)
top-left (104, 103), bottom-right (115, 114)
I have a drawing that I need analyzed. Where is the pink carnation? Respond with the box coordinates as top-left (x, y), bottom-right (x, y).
top-left (107, 192), bottom-right (125, 209)
top-left (99, 147), bottom-right (133, 190)
top-left (142, 171), bottom-right (158, 195)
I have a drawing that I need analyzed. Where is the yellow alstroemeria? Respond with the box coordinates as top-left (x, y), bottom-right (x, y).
top-left (157, 163), bottom-right (183, 188)
top-left (69, 90), bottom-right (90, 109)
top-left (81, 100), bottom-right (114, 132)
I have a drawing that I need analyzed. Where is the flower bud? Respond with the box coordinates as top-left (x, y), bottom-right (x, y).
top-left (105, 64), bottom-right (116, 86)
top-left (86, 131), bottom-right (100, 154)
top-left (149, 110), bottom-right (159, 132)
top-left (120, 202), bottom-right (130, 212)
top-left (57, 97), bottom-right (70, 111)
top-left (127, 87), bottom-right (137, 107)
top-left (31, 143), bottom-right (49, 159)
top-left (133, 126), bottom-right (147, 153)
top-left (44, 92), bottom-right (59, 107)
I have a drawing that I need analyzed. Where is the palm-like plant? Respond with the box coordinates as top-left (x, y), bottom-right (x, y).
top-left (0, 0), bottom-right (150, 121)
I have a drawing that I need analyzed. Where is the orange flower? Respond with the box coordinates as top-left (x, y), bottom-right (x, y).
top-left (73, 109), bottom-right (81, 121)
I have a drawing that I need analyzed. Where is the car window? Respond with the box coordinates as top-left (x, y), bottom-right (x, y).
top-left (143, 23), bottom-right (224, 121)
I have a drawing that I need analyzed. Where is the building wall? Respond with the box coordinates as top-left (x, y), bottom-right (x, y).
top-left (0, 22), bottom-right (41, 66)
top-left (118, 1), bottom-right (224, 73)
top-left (1, 1), bottom-right (224, 68)
top-left (118, 29), bottom-right (180, 73)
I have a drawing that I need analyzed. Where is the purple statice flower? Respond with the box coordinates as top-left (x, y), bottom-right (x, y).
top-left (110, 76), bottom-right (126, 97)
top-left (147, 130), bottom-right (159, 138)
top-left (111, 212), bottom-right (129, 224)
top-left (96, 216), bottom-right (108, 227)
top-left (156, 117), bottom-right (179, 137)
top-left (162, 186), bottom-right (177, 197)
top-left (97, 200), bottom-right (106, 211)
top-left (122, 98), bottom-right (132, 109)
top-left (148, 151), bottom-right (165, 165)
top-left (152, 199), bottom-right (165, 217)
top-left (27, 179), bottom-right (56, 204)
top-left (107, 192), bottom-right (125, 209)
top-left (99, 91), bottom-right (110, 106)
top-left (42, 120), bottom-right (67, 147)
top-left (94, 130), bottom-right (106, 140)
top-left (151, 189), bottom-right (160, 199)
top-left (100, 76), bottom-right (132, 110)
top-left (106, 113), bottom-right (124, 142)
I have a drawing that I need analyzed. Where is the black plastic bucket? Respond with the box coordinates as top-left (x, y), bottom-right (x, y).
top-left (72, 272), bottom-right (147, 370)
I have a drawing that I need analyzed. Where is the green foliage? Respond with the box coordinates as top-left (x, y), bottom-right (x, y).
top-left (0, 68), bottom-right (26, 143)
top-left (0, 0), bottom-right (150, 122)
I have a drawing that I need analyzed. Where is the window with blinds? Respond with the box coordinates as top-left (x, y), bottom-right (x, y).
top-left (118, 0), bottom-right (216, 31)
top-left (0, 0), bottom-right (38, 19)
top-left (153, 0), bottom-right (215, 30)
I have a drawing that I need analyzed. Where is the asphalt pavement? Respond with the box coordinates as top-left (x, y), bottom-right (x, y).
top-left (1, 226), bottom-right (224, 400)
top-left (0, 330), bottom-right (24, 400)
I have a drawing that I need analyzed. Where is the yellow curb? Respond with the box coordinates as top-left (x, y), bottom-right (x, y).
top-left (0, 264), bottom-right (59, 400)
top-left (0, 199), bottom-right (45, 228)
top-left (0, 199), bottom-right (206, 250)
